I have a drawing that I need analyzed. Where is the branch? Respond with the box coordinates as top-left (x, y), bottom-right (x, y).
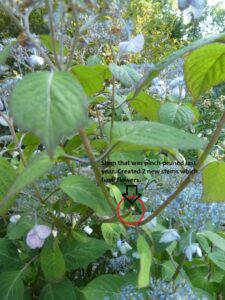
top-left (65, 10), bottom-right (114, 71)
top-left (45, 0), bottom-right (61, 69)
top-left (0, 2), bottom-right (56, 70)
top-left (65, 0), bottom-right (79, 71)
top-left (79, 128), bottom-right (116, 213)
top-left (110, 76), bottom-right (116, 142)
top-left (139, 109), bottom-right (225, 226)
top-left (61, 142), bottom-right (119, 164)
top-left (44, 187), bottom-right (60, 202)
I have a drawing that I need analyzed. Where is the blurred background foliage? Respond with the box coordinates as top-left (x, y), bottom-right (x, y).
top-left (127, 0), bottom-right (185, 62)
top-left (0, 8), bottom-right (48, 39)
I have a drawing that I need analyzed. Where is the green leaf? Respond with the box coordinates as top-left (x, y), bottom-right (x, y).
top-left (183, 102), bottom-right (200, 123)
top-left (101, 223), bottom-right (126, 247)
top-left (10, 71), bottom-right (88, 156)
top-left (40, 279), bottom-right (77, 300)
top-left (82, 274), bottom-right (136, 300)
top-left (200, 231), bottom-right (225, 251)
top-left (128, 91), bottom-right (160, 121)
top-left (40, 239), bottom-right (66, 282)
top-left (86, 55), bottom-right (103, 65)
top-left (0, 151), bottom-right (55, 216)
top-left (0, 42), bottom-right (13, 65)
top-left (39, 35), bottom-right (68, 55)
top-left (71, 65), bottom-right (106, 96)
top-left (137, 234), bottom-right (152, 288)
top-left (108, 184), bottom-right (123, 204)
top-left (201, 161), bottom-right (225, 202)
top-left (7, 215), bottom-right (33, 240)
top-left (159, 102), bottom-right (194, 128)
top-left (184, 43), bottom-right (225, 101)
top-left (0, 271), bottom-right (24, 300)
top-left (208, 250), bottom-right (225, 271)
top-left (104, 121), bottom-right (206, 150)
top-left (60, 176), bottom-right (113, 216)
top-left (161, 260), bottom-right (176, 281)
top-left (115, 95), bottom-right (131, 121)
top-left (109, 151), bottom-right (146, 180)
top-left (91, 65), bottom-right (112, 81)
top-left (109, 63), bottom-right (141, 87)
top-left (0, 157), bottom-right (17, 200)
top-left (189, 266), bottom-right (214, 294)
top-left (196, 233), bottom-right (210, 254)
top-left (0, 239), bottom-right (21, 270)
top-left (61, 236), bottom-right (110, 271)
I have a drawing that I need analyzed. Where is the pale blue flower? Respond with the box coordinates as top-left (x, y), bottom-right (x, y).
top-left (178, 0), bottom-right (205, 19)
top-left (184, 243), bottom-right (202, 261)
top-left (28, 54), bottom-right (44, 66)
top-left (117, 239), bottom-right (132, 254)
top-left (26, 225), bottom-right (51, 249)
top-left (119, 34), bottom-right (144, 55)
top-left (160, 229), bottom-right (180, 243)
top-left (171, 86), bottom-right (186, 99)
top-left (132, 251), bottom-right (140, 259)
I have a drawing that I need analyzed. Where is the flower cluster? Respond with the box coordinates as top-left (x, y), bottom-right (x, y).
top-left (149, 60), bottom-right (187, 100)
top-left (149, 278), bottom-right (206, 300)
top-left (144, 170), bottom-right (225, 231)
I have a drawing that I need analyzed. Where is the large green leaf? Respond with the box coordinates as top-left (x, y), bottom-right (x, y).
top-left (0, 157), bottom-right (17, 200)
top-left (71, 65), bottom-right (108, 96)
top-left (40, 239), bottom-right (66, 282)
top-left (61, 235), bottom-right (110, 271)
top-left (128, 91), bottom-right (160, 121)
top-left (109, 63), bottom-right (141, 87)
top-left (40, 279), bottom-right (76, 300)
top-left (159, 102), bottom-right (194, 128)
top-left (0, 271), bottom-right (24, 300)
top-left (201, 162), bottom-right (225, 202)
top-left (87, 64), bottom-right (111, 80)
top-left (0, 151), bottom-right (55, 216)
top-left (104, 121), bottom-right (206, 150)
top-left (0, 239), bottom-right (21, 270)
top-left (208, 251), bottom-right (225, 271)
top-left (60, 176), bottom-right (113, 216)
top-left (137, 234), bottom-right (152, 288)
top-left (109, 151), bottom-right (146, 180)
top-left (200, 231), bottom-right (225, 251)
top-left (10, 71), bottom-right (88, 156)
top-left (101, 223), bottom-right (126, 247)
top-left (184, 43), bottom-right (225, 101)
top-left (189, 266), bottom-right (214, 294)
top-left (82, 274), bottom-right (136, 300)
